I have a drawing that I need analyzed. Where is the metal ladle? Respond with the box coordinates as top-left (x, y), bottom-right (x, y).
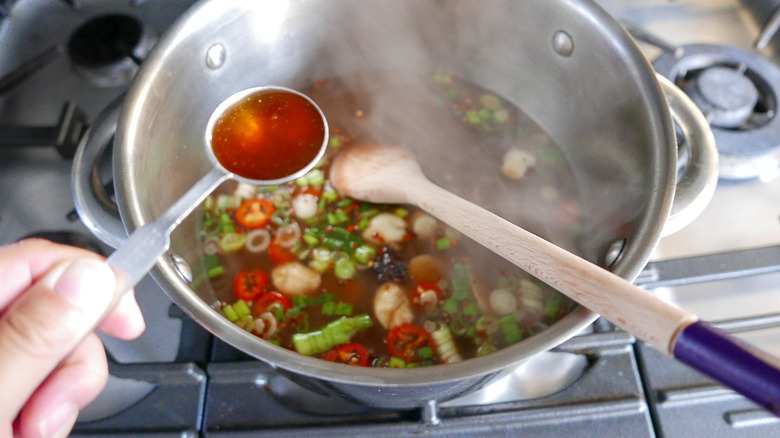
top-left (107, 85), bottom-right (328, 295)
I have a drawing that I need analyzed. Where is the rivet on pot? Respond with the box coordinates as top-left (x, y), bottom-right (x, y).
top-left (206, 43), bottom-right (226, 69)
top-left (422, 399), bottom-right (440, 426)
top-left (605, 238), bottom-right (627, 269)
top-left (552, 30), bottom-right (574, 57)
top-left (172, 254), bottom-right (193, 283)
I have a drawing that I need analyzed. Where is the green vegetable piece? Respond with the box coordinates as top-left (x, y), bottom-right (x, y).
top-left (417, 347), bottom-right (434, 360)
top-left (389, 357), bottom-right (407, 368)
top-left (436, 238), bottom-right (451, 250)
top-left (207, 266), bottom-right (226, 279)
top-left (443, 298), bottom-right (458, 314)
top-left (292, 314), bottom-right (372, 355)
top-left (353, 245), bottom-right (376, 265)
top-left (463, 302), bottom-right (477, 316)
top-left (499, 314), bottom-right (523, 345)
top-left (303, 233), bottom-right (320, 247)
top-left (322, 301), bottom-right (335, 315)
top-left (322, 190), bottom-right (339, 202)
top-left (334, 257), bottom-right (356, 280)
top-left (222, 305), bottom-right (238, 322)
top-left (233, 300), bottom-right (251, 319)
top-left (544, 293), bottom-right (563, 318)
top-left (307, 169), bottom-right (325, 187)
top-left (477, 342), bottom-right (498, 357)
top-left (466, 110), bottom-right (480, 124)
top-left (220, 233), bottom-right (246, 252)
top-left (335, 301), bottom-right (354, 316)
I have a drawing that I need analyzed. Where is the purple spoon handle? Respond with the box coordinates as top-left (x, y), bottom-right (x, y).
top-left (673, 320), bottom-right (780, 415)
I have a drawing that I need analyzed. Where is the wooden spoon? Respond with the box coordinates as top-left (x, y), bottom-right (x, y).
top-left (330, 143), bottom-right (780, 415)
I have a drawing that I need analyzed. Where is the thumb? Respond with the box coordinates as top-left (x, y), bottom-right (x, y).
top-left (0, 258), bottom-right (115, 422)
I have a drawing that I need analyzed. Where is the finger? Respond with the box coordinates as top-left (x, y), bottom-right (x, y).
top-left (97, 290), bottom-right (146, 340)
top-left (0, 258), bottom-right (115, 424)
top-left (14, 333), bottom-right (108, 438)
top-left (0, 239), bottom-right (102, 306)
top-left (0, 238), bottom-right (146, 341)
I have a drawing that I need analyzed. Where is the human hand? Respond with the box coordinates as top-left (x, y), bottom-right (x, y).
top-left (0, 238), bottom-right (146, 438)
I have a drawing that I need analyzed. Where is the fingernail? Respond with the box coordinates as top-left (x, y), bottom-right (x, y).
top-left (53, 259), bottom-right (115, 313)
top-left (40, 402), bottom-right (78, 438)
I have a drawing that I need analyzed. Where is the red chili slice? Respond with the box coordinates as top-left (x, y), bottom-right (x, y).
top-left (235, 199), bottom-right (275, 229)
top-left (253, 291), bottom-right (292, 316)
top-left (233, 269), bottom-right (268, 301)
top-left (386, 324), bottom-right (433, 362)
top-left (268, 241), bottom-right (297, 264)
top-left (322, 343), bottom-right (370, 366)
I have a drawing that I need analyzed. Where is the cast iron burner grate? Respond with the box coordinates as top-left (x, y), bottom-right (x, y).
top-left (654, 44), bottom-right (780, 182)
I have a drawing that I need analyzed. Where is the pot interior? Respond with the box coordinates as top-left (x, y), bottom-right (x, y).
top-left (115, 0), bottom-right (675, 390)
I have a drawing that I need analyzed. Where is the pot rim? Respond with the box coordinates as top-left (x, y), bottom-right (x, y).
top-left (115, 0), bottom-right (676, 388)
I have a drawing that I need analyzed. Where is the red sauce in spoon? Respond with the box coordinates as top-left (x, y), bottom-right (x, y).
top-left (210, 89), bottom-right (326, 181)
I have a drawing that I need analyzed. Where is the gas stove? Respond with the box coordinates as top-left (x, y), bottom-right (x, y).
top-left (1, 1), bottom-right (780, 437)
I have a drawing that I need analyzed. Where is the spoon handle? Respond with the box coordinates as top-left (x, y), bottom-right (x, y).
top-left (407, 177), bottom-right (780, 414)
top-left (107, 167), bottom-right (230, 294)
top-left (407, 178), bottom-right (693, 352)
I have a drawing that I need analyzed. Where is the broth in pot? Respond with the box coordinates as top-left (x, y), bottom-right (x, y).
top-left (197, 71), bottom-right (627, 367)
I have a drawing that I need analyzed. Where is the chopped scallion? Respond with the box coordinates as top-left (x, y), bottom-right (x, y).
top-left (233, 300), bottom-right (251, 319)
top-left (417, 347), bottom-right (433, 360)
top-left (222, 305), bottom-right (238, 322)
top-left (389, 357), bottom-right (407, 368)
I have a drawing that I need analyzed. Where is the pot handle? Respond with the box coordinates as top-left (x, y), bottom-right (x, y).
top-left (72, 96), bottom-right (128, 249)
top-left (657, 74), bottom-right (719, 236)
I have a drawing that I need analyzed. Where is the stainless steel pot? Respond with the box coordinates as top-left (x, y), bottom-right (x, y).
top-left (73, 0), bottom-right (717, 408)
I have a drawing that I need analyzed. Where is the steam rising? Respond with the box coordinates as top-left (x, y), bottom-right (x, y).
top-left (284, 0), bottom-right (656, 267)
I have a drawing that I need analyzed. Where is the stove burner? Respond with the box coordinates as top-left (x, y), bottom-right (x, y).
top-left (654, 44), bottom-right (780, 182)
top-left (685, 66), bottom-right (759, 129)
top-left (66, 14), bottom-right (156, 88)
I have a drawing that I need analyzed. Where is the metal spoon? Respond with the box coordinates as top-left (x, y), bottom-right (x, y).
top-left (329, 142), bottom-right (780, 416)
top-left (107, 85), bottom-right (328, 295)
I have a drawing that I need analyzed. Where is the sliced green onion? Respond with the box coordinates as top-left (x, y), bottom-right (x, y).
top-left (389, 357), bottom-right (407, 368)
top-left (432, 325), bottom-right (462, 363)
top-left (436, 238), bottom-right (451, 250)
top-left (233, 300), bottom-right (251, 319)
top-left (222, 305), bottom-right (238, 322)
top-left (307, 169), bottom-right (325, 187)
top-left (207, 265), bottom-right (225, 278)
top-left (443, 298), bottom-right (458, 314)
top-left (334, 257), bottom-right (356, 280)
top-left (292, 314), bottom-right (372, 355)
top-left (322, 301), bottom-right (336, 315)
top-left (302, 233), bottom-right (320, 247)
top-left (219, 233), bottom-right (246, 252)
top-left (477, 343), bottom-right (498, 357)
top-left (417, 347), bottom-right (433, 360)
top-left (353, 245), bottom-right (376, 265)
top-left (322, 190), bottom-right (339, 202)
top-left (499, 314), bottom-right (523, 345)
top-left (544, 294), bottom-right (563, 318)
top-left (335, 301), bottom-right (353, 316)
